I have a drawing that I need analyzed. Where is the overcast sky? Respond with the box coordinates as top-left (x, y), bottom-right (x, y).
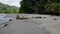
top-left (0, 0), bottom-right (22, 7)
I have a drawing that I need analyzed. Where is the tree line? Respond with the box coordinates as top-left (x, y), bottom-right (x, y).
top-left (19, 0), bottom-right (60, 15)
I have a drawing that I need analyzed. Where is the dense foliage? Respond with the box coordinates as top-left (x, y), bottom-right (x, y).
top-left (19, 0), bottom-right (60, 15)
top-left (0, 3), bottom-right (19, 14)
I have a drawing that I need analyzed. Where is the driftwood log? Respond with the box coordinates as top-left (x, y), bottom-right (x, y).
top-left (16, 15), bottom-right (29, 20)
top-left (35, 16), bottom-right (42, 19)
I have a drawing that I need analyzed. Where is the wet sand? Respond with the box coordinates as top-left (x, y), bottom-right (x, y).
top-left (0, 14), bottom-right (60, 34)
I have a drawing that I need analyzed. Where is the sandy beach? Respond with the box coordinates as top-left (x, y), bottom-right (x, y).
top-left (0, 14), bottom-right (60, 34)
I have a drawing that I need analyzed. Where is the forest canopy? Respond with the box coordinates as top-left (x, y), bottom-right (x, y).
top-left (19, 0), bottom-right (60, 15)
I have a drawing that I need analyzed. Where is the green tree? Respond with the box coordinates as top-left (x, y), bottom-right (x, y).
top-left (45, 0), bottom-right (60, 15)
top-left (19, 0), bottom-right (60, 15)
top-left (19, 0), bottom-right (48, 14)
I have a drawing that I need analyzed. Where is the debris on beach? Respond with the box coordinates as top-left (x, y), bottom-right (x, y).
top-left (35, 16), bottom-right (42, 19)
top-left (16, 15), bottom-right (29, 20)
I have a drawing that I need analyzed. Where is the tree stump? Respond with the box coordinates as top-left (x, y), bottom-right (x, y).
top-left (16, 15), bottom-right (20, 20)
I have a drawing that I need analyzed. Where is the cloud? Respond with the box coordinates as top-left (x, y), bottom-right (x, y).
top-left (0, 0), bottom-right (21, 7)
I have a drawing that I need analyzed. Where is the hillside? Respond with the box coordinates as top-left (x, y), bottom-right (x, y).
top-left (0, 3), bottom-right (19, 14)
